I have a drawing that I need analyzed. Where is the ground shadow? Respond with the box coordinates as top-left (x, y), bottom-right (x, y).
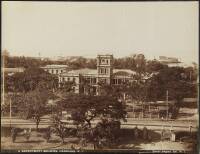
top-left (15, 140), bottom-right (44, 143)
top-left (178, 113), bottom-right (195, 118)
top-left (47, 139), bottom-right (61, 143)
top-left (115, 128), bottom-right (161, 150)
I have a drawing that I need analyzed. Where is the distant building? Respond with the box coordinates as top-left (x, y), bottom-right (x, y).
top-left (158, 56), bottom-right (182, 67)
top-left (2, 50), bottom-right (10, 57)
top-left (3, 67), bottom-right (25, 76)
top-left (58, 54), bottom-right (137, 94)
top-left (41, 64), bottom-right (69, 75)
top-left (158, 56), bottom-right (197, 68)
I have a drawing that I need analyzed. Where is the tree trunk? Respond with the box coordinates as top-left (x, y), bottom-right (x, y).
top-left (36, 123), bottom-right (39, 131)
top-left (61, 137), bottom-right (65, 144)
top-left (36, 117), bottom-right (40, 131)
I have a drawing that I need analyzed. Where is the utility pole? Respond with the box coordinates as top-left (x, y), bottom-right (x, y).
top-left (166, 90), bottom-right (169, 120)
top-left (132, 100), bottom-right (135, 118)
top-left (189, 71), bottom-right (192, 82)
top-left (2, 52), bottom-right (5, 108)
top-left (9, 97), bottom-right (12, 129)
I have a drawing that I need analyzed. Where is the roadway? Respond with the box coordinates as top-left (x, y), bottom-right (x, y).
top-left (1, 117), bottom-right (198, 132)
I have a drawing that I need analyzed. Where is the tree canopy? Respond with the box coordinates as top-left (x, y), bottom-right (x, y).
top-left (55, 93), bottom-right (126, 147)
top-left (146, 67), bottom-right (197, 103)
top-left (4, 67), bottom-right (58, 93)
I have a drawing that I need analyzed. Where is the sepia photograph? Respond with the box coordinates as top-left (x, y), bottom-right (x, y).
top-left (1, 1), bottom-right (199, 153)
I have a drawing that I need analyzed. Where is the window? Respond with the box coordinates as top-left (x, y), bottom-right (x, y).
top-left (73, 87), bottom-right (75, 92)
top-left (105, 68), bottom-right (108, 74)
top-left (67, 77), bottom-right (70, 81)
top-left (56, 70), bottom-right (58, 74)
top-left (51, 69), bottom-right (54, 74)
top-left (91, 78), bottom-right (96, 84)
top-left (61, 70), bottom-right (63, 73)
top-left (112, 79), bottom-right (115, 84)
top-left (62, 77), bottom-right (65, 81)
top-left (93, 78), bottom-right (96, 84)
top-left (103, 68), bottom-right (106, 74)
top-left (101, 59), bottom-right (105, 63)
top-left (73, 77), bottom-right (76, 82)
top-left (113, 79), bottom-right (117, 84)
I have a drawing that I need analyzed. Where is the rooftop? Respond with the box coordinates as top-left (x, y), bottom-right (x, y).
top-left (158, 56), bottom-right (181, 63)
top-left (60, 68), bottom-right (136, 76)
top-left (3, 67), bottom-right (25, 73)
top-left (113, 69), bottom-right (136, 76)
top-left (183, 98), bottom-right (197, 102)
top-left (41, 64), bottom-right (69, 69)
top-left (61, 68), bottom-right (97, 76)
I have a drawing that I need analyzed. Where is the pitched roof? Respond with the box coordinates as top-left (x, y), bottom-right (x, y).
top-left (113, 69), bottom-right (136, 76)
top-left (61, 68), bottom-right (136, 76)
top-left (61, 68), bottom-right (97, 76)
top-left (41, 64), bottom-right (69, 69)
top-left (3, 67), bottom-right (25, 73)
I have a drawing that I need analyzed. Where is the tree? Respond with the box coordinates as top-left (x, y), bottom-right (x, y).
top-left (113, 57), bottom-right (137, 70)
top-left (56, 93), bottom-right (126, 148)
top-left (59, 81), bottom-right (75, 93)
top-left (17, 88), bottom-right (50, 130)
top-left (146, 60), bottom-right (168, 73)
top-left (5, 67), bottom-right (58, 93)
top-left (51, 114), bottom-right (67, 143)
top-left (147, 67), bottom-right (197, 106)
top-left (134, 54), bottom-right (146, 73)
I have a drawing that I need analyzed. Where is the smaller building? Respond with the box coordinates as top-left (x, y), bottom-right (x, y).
top-left (3, 67), bottom-right (25, 76)
top-left (41, 64), bottom-right (69, 75)
top-left (158, 56), bottom-right (182, 67)
top-left (181, 98), bottom-right (197, 108)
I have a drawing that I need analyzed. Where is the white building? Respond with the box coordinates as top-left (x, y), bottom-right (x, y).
top-left (58, 54), bottom-right (136, 94)
top-left (41, 64), bottom-right (69, 75)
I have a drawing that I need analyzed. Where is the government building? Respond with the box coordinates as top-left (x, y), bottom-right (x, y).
top-left (58, 54), bottom-right (136, 95)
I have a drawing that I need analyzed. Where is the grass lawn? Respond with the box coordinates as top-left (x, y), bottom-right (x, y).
top-left (1, 129), bottom-right (197, 152)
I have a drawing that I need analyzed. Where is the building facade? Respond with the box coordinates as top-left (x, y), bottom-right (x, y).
top-left (3, 67), bottom-right (25, 76)
top-left (158, 56), bottom-right (182, 67)
top-left (41, 64), bottom-right (69, 75)
top-left (58, 54), bottom-right (136, 94)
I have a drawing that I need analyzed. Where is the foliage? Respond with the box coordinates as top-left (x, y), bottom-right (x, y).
top-left (15, 89), bottom-right (51, 130)
top-left (146, 60), bottom-right (168, 73)
top-left (11, 128), bottom-right (17, 143)
top-left (3, 55), bottom-right (67, 68)
top-left (59, 81), bottom-right (76, 93)
top-left (4, 67), bottom-right (58, 93)
top-left (51, 115), bottom-right (67, 143)
top-left (93, 119), bottom-right (121, 148)
top-left (146, 67), bottom-right (197, 104)
top-left (67, 57), bottom-right (97, 69)
top-left (56, 93), bottom-right (126, 147)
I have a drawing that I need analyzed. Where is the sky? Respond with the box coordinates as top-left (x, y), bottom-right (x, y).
top-left (2, 1), bottom-right (199, 63)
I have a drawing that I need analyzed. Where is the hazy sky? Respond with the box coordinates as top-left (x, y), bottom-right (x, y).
top-left (2, 1), bottom-right (199, 63)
